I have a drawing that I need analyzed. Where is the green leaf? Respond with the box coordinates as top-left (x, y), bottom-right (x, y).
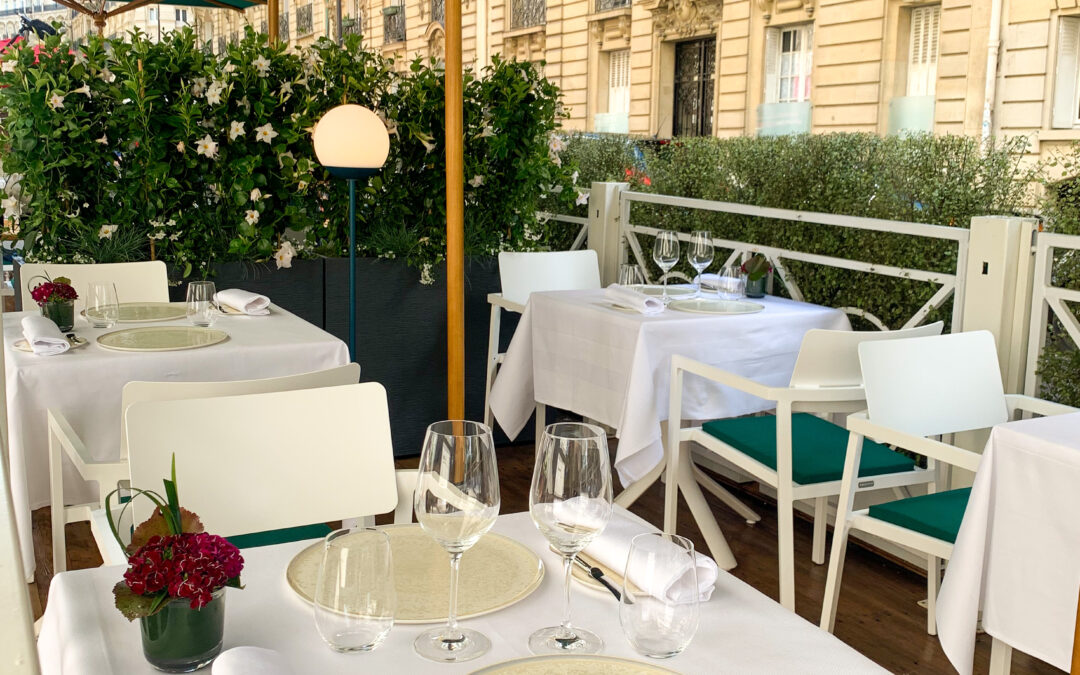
top-left (113, 581), bottom-right (161, 621)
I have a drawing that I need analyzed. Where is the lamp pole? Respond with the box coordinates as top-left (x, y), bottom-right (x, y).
top-left (347, 178), bottom-right (356, 358)
top-left (445, 0), bottom-right (464, 420)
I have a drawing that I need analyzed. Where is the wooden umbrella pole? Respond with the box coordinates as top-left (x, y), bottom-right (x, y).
top-left (445, 0), bottom-right (464, 420)
top-left (268, 0), bottom-right (279, 43)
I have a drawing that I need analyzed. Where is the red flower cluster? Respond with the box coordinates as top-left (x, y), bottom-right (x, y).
top-left (30, 281), bottom-right (77, 306)
top-left (124, 533), bottom-right (244, 609)
top-left (624, 167), bottom-right (652, 187)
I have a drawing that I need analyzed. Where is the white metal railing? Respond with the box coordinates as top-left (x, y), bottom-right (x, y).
top-left (537, 187), bottom-right (589, 251)
top-left (1024, 231), bottom-right (1080, 397)
top-left (617, 190), bottom-right (971, 331)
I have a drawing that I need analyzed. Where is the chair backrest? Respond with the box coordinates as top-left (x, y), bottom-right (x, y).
top-left (118, 363), bottom-right (361, 457)
top-left (125, 383), bottom-right (398, 535)
top-left (789, 322), bottom-right (944, 388)
top-left (19, 261), bottom-right (169, 312)
top-left (859, 330), bottom-right (1008, 437)
top-left (497, 250), bottom-right (601, 307)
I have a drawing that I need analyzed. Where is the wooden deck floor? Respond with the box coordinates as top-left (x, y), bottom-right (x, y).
top-left (33, 443), bottom-right (1061, 675)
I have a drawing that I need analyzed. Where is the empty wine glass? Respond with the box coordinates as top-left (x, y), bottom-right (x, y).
top-left (651, 231), bottom-right (680, 304)
top-left (618, 263), bottom-right (645, 287)
top-left (86, 282), bottom-right (119, 328)
top-left (687, 231), bottom-right (714, 297)
top-left (186, 281), bottom-right (217, 327)
top-left (314, 528), bottom-right (396, 653)
top-left (413, 420), bottom-right (500, 663)
top-left (619, 532), bottom-right (700, 659)
top-left (529, 423), bottom-right (613, 655)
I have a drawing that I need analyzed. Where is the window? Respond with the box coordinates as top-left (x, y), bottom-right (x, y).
top-left (175, 9), bottom-right (188, 24)
top-left (511, 0), bottom-right (545, 30)
top-left (1054, 16), bottom-right (1080, 128)
top-left (607, 49), bottom-right (630, 116)
top-left (595, 0), bottom-right (629, 11)
top-left (147, 6), bottom-right (157, 22)
top-left (673, 37), bottom-right (716, 137)
top-left (297, 4), bottom-right (313, 35)
top-left (764, 24), bottom-right (812, 104)
top-left (279, 11), bottom-right (291, 40)
top-left (343, 1), bottom-right (362, 37)
top-left (906, 5), bottom-right (940, 97)
top-left (432, 0), bottom-right (444, 24)
top-left (383, 2), bottom-right (405, 43)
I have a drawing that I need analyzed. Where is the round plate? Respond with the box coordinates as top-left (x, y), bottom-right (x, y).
top-left (667, 299), bottom-right (764, 315)
top-left (287, 524), bottom-right (544, 624)
top-left (13, 336), bottom-right (89, 352)
top-left (96, 326), bottom-right (228, 352)
top-left (84, 302), bottom-right (187, 323)
top-left (626, 284), bottom-right (694, 298)
top-left (471, 655), bottom-right (677, 674)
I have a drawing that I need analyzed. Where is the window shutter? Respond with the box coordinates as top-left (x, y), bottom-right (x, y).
top-left (764, 27), bottom-right (780, 104)
top-left (1054, 16), bottom-right (1080, 129)
top-left (608, 49), bottom-right (631, 114)
top-left (908, 5), bottom-right (941, 97)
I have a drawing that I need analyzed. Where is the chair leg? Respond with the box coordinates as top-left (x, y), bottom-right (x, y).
top-left (616, 457), bottom-right (665, 510)
top-left (776, 489), bottom-right (796, 610)
top-left (927, 555), bottom-right (940, 636)
top-left (483, 304), bottom-right (501, 429)
top-left (819, 517), bottom-right (851, 633)
top-left (989, 638), bottom-right (1013, 675)
top-left (48, 427), bottom-right (67, 574)
top-left (691, 465), bottom-right (760, 524)
top-left (811, 496), bottom-right (828, 565)
top-left (676, 451), bottom-right (736, 570)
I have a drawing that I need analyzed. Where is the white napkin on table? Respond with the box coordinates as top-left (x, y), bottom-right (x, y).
top-left (699, 273), bottom-right (720, 290)
top-left (604, 284), bottom-right (664, 315)
top-left (583, 509), bottom-right (718, 604)
top-left (212, 647), bottom-right (294, 675)
top-left (20, 315), bottom-right (70, 356)
top-left (214, 289), bottom-right (271, 315)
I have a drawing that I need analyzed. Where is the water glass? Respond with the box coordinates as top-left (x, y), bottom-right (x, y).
top-left (314, 528), bottom-right (396, 653)
top-left (651, 231), bottom-right (680, 304)
top-left (716, 266), bottom-right (745, 301)
top-left (687, 231), bottom-right (714, 296)
top-left (86, 282), bottom-right (119, 328)
top-left (620, 533), bottom-right (700, 659)
top-left (186, 281), bottom-right (217, 327)
top-left (618, 263), bottom-right (645, 286)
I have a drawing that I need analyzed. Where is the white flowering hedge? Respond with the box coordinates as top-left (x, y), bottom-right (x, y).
top-left (0, 28), bottom-right (579, 278)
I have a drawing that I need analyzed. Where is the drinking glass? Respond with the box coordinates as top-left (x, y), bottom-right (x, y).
top-left (651, 231), bottom-right (680, 304)
top-left (619, 532), bottom-right (700, 659)
top-left (717, 266), bottom-right (745, 301)
top-left (185, 281), bottom-right (217, 327)
top-left (86, 282), bottom-right (119, 328)
top-left (529, 422), bottom-right (613, 655)
top-left (618, 263), bottom-right (645, 286)
top-left (687, 231), bottom-right (714, 296)
top-left (314, 528), bottom-right (396, 653)
top-left (413, 420), bottom-right (500, 663)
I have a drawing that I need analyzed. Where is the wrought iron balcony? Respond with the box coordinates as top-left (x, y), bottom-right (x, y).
top-left (342, 14), bottom-right (362, 37)
top-left (383, 7), bottom-right (405, 43)
top-left (594, 0), bottom-right (629, 11)
top-left (279, 12), bottom-right (290, 41)
top-left (431, 0), bottom-right (444, 24)
top-left (511, 0), bottom-right (545, 29)
top-left (297, 4), bottom-right (313, 36)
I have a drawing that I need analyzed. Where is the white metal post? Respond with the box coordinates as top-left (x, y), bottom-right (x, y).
top-left (586, 182), bottom-right (628, 286)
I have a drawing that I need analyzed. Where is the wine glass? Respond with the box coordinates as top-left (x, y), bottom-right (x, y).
top-left (413, 420), bottom-right (500, 663)
top-left (185, 280), bottom-right (217, 327)
top-left (619, 532), bottom-right (700, 658)
top-left (652, 231), bottom-right (680, 304)
top-left (314, 528), bottom-right (396, 653)
top-left (86, 282), bottom-right (119, 328)
top-left (687, 231), bottom-right (714, 297)
top-left (528, 422), bottom-right (613, 655)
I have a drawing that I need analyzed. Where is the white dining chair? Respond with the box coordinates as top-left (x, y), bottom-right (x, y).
top-left (49, 363), bottom-right (362, 572)
top-left (19, 261), bottom-right (169, 313)
top-left (664, 322), bottom-right (944, 612)
top-left (819, 331), bottom-right (1077, 636)
top-left (483, 250), bottom-right (601, 436)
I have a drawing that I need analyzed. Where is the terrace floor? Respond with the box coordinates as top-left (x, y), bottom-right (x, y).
top-left (32, 441), bottom-right (1061, 675)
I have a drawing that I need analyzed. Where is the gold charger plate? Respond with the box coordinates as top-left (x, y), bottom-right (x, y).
top-left (96, 326), bottom-right (228, 352)
top-left (13, 335), bottom-right (89, 352)
top-left (471, 655), bottom-right (677, 674)
top-left (84, 302), bottom-right (187, 323)
top-left (286, 524), bottom-right (544, 624)
top-left (667, 299), bottom-right (764, 315)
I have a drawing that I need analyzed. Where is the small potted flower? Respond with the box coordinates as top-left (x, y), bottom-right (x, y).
top-left (741, 253), bottom-right (772, 298)
top-left (108, 459), bottom-right (243, 673)
top-left (29, 276), bottom-right (78, 331)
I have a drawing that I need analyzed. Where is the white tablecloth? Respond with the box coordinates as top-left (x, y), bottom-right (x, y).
top-left (4, 307), bottom-right (349, 577)
top-left (489, 291), bottom-right (850, 486)
top-left (937, 412), bottom-right (1080, 673)
top-left (37, 510), bottom-right (884, 674)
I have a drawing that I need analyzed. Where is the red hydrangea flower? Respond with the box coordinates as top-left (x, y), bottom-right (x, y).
top-left (123, 533), bottom-right (243, 610)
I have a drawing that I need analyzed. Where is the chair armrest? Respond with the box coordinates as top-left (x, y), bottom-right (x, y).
top-left (671, 355), bottom-right (779, 401)
top-left (47, 409), bottom-right (126, 480)
top-left (846, 411), bottom-right (982, 473)
top-left (487, 293), bottom-right (525, 314)
top-left (1004, 395), bottom-right (1078, 419)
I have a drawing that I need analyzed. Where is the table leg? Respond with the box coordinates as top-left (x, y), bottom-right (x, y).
top-left (989, 638), bottom-right (1012, 675)
top-left (614, 459), bottom-right (665, 509)
top-left (678, 452), bottom-right (737, 570)
top-left (691, 465), bottom-right (761, 524)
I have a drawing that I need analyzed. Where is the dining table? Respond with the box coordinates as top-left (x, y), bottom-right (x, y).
top-left (488, 289), bottom-right (851, 488)
top-left (936, 412), bottom-right (1080, 674)
top-left (36, 509), bottom-right (885, 674)
top-left (3, 304), bottom-right (350, 578)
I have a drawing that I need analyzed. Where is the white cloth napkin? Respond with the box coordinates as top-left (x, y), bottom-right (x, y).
top-left (604, 284), bottom-right (664, 315)
top-left (214, 289), bottom-right (270, 315)
top-left (212, 647), bottom-right (294, 675)
top-left (699, 273), bottom-right (720, 290)
top-left (21, 315), bottom-right (69, 356)
top-left (583, 509), bottom-right (718, 604)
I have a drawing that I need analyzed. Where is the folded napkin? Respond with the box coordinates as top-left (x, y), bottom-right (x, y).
top-left (212, 647), bottom-right (294, 675)
top-left (21, 315), bottom-right (69, 356)
top-left (604, 284), bottom-right (664, 315)
top-left (699, 273), bottom-right (720, 290)
top-left (583, 509), bottom-right (718, 604)
top-left (214, 289), bottom-right (270, 316)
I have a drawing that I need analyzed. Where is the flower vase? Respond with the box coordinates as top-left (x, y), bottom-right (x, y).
top-left (140, 589), bottom-right (225, 673)
top-left (41, 300), bottom-right (75, 332)
top-left (745, 274), bottom-right (769, 299)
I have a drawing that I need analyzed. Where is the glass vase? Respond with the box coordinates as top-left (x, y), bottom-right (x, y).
top-left (139, 589), bottom-right (225, 673)
top-left (41, 299), bottom-right (75, 332)
top-left (745, 274), bottom-right (769, 299)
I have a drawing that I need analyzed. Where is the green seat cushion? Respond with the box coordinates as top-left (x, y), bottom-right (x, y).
top-left (868, 488), bottom-right (971, 543)
top-left (226, 523), bottom-right (333, 549)
top-left (701, 413), bottom-right (916, 485)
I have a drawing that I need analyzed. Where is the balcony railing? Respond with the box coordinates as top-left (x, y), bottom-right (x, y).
top-left (510, 0), bottom-right (545, 29)
top-left (0, 2), bottom-right (63, 18)
top-left (383, 7), bottom-right (405, 43)
top-left (297, 4), bottom-right (313, 36)
top-left (342, 14), bottom-right (362, 37)
top-left (431, 0), bottom-right (444, 24)
top-left (279, 12), bottom-right (290, 41)
top-left (594, 0), bottom-right (629, 11)
top-left (216, 36), bottom-right (226, 54)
